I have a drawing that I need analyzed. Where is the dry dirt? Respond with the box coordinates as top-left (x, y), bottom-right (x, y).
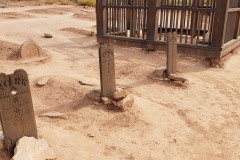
top-left (0, 3), bottom-right (239, 160)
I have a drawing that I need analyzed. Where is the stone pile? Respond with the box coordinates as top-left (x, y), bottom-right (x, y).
top-left (88, 88), bottom-right (134, 111)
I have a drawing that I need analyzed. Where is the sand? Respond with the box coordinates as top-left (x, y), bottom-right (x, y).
top-left (0, 3), bottom-right (239, 160)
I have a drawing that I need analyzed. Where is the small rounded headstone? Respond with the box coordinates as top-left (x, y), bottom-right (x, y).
top-left (18, 39), bottom-right (45, 60)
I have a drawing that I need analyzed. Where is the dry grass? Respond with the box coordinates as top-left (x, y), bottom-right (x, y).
top-left (77, 0), bottom-right (95, 6)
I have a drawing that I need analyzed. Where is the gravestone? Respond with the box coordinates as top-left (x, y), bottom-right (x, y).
top-left (18, 39), bottom-right (45, 60)
top-left (167, 32), bottom-right (178, 75)
top-left (0, 69), bottom-right (38, 157)
top-left (99, 45), bottom-right (116, 98)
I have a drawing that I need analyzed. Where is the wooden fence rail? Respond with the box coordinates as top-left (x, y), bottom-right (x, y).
top-left (97, 0), bottom-right (240, 58)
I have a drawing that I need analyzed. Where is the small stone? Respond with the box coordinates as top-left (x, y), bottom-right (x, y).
top-left (117, 95), bottom-right (134, 110)
top-left (44, 33), bottom-right (53, 38)
top-left (0, 131), bottom-right (5, 150)
top-left (101, 97), bottom-right (111, 105)
top-left (12, 137), bottom-right (57, 160)
top-left (87, 89), bottom-right (101, 102)
top-left (40, 111), bottom-right (68, 119)
top-left (153, 66), bottom-right (167, 77)
top-left (87, 133), bottom-right (95, 138)
top-left (37, 76), bottom-right (49, 87)
top-left (173, 81), bottom-right (188, 88)
top-left (111, 100), bottom-right (118, 106)
top-left (18, 39), bottom-right (45, 60)
top-left (168, 74), bottom-right (187, 83)
top-left (113, 89), bottom-right (127, 101)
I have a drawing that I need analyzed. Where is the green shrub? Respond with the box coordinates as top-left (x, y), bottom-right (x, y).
top-left (45, 0), bottom-right (56, 4)
top-left (77, 0), bottom-right (96, 7)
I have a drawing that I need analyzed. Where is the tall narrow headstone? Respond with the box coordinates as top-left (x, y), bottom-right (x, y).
top-left (0, 69), bottom-right (38, 157)
top-left (99, 45), bottom-right (116, 98)
top-left (167, 32), bottom-right (178, 75)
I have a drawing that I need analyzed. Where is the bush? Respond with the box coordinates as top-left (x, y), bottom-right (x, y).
top-left (77, 0), bottom-right (96, 7)
top-left (45, 0), bottom-right (56, 4)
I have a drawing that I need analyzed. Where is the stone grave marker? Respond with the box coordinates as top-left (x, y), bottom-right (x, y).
top-left (18, 39), bottom-right (45, 60)
top-left (167, 32), bottom-right (178, 75)
top-left (0, 69), bottom-right (38, 157)
top-left (99, 45), bottom-right (116, 98)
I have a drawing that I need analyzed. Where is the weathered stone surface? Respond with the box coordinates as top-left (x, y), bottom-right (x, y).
top-left (101, 97), bottom-right (111, 105)
top-left (116, 95), bottom-right (134, 110)
top-left (153, 66), bottom-right (167, 78)
top-left (12, 137), bottom-right (57, 160)
top-left (37, 76), bottom-right (49, 87)
top-left (87, 89), bottom-right (101, 102)
top-left (113, 89), bottom-right (127, 101)
top-left (0, 70), bottom-right (38, 156)
top-left (44, 33), bottom-right (52, 38)
top-left (18, 39), bottom-right (45, 60)
top-left (40, 111), bottom-right (68, 120)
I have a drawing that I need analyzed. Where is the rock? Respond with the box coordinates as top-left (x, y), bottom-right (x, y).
top-left (37, 76), bottom-right (49, 87)
top-left (12, 137), bottom-right (57, 160)
top-left (40, 111), bottom-right (68, 119)
top-left (153, 66), bottom-right (167, 78)
top-left (87, 89), bottom-right (101, 102)
top-left (116, 95), bottom-right (134, 110)
top-left (78, 80), bottom-right (94, 86)
top-left (44, 33), bottom-right (52, 38)
top-left (113, 89), bottom-right (127, 101)
top-left (0, 131), bottom-right (5, 150)
top-left (18, 39), bottom-right (45, 60)
top-left (173, 81), bottom-right (188, 88)
top-left (101, 97), bottom-right (111, 105)
top-left (168, 74), bottom-right (187, 83)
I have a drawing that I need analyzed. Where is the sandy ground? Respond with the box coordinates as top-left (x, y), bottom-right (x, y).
top-left (0, 3), bottom-right (240, 160)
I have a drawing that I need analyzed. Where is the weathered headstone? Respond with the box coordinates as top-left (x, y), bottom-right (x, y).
top-left (167, 32), bottom-right (178, 75)
top-left (18, 39), bottom-right (45, 60)
top-left (99, 45), bottom-right (116, 98)
top-left (0, 69), bottom-right (38, 157)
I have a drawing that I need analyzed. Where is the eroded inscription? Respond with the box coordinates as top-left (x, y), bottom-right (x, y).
top-left (0, 69), bottom-right (38, 157)
top-left (99, 45), bottom-right (116, 98)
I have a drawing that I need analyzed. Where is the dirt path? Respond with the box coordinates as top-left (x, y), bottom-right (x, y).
top-left (0, 4), bottom-right (239, 160)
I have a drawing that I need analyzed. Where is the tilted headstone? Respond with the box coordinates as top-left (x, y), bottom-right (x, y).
top-left (167, 32), bottom-right (178, 75)
top-left (99, 45), bottom-right (116, 98)
top-left (0, 69), bottom-right (38, 156)
top-left (18, 39), bottom-right (45, 60)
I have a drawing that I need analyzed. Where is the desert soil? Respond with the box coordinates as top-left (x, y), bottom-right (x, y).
top-left (0, 2), bottom-right (239, 160)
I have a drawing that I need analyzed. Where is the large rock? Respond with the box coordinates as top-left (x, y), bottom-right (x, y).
top-left (11, 137), bottom-right (56, 160)
top-left (113, 89), bottom-right (127, 101)
top-left (18, 39), bottom-right (45, 60)
top-left (116, 95), bottom-right (134, 110)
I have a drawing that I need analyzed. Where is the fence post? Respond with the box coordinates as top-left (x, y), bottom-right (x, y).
top-left (96, 0), bottom-right (107, 36)
top-left (147, 0), bottom-right (158, 49)
top-left (234, 1), bottom-right (240, 38)
top-left (211, 0), bottom-right (230, 49)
